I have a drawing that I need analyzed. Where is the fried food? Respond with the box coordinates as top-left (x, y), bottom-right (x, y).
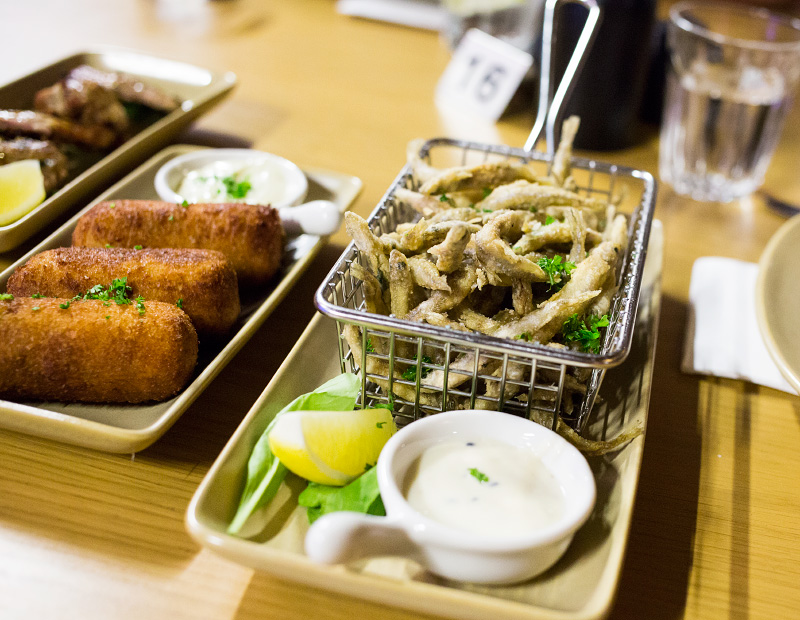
top-left (340, 117), bottom-right (641, 452)
top-left (0, 296), bottom-right (197, 403)
top-left (71, 200), bottom-right (285, 286)
top-left (7, 247), bottom-right (240, 336)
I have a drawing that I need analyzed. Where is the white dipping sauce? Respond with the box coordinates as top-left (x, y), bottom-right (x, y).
top-left (403, 439), bottom-right (566, 537)
top-left (177, 159), bottom-right (287, 205)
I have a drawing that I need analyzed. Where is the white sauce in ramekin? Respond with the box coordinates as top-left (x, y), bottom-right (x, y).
top-left (403, 439), bottom-right (566, 537)
top-left (177, 159), bottom-right (287, 204)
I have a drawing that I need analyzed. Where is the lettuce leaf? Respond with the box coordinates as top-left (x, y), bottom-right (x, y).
top-left (227, 373), bottom-right (361, 535)
top-left (298, 466), bottom-right (385, 524)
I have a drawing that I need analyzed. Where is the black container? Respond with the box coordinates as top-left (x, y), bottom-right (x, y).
top-left (553, 0), bottom-right (657, 150)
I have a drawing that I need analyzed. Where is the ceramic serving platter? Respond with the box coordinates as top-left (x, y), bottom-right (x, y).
top-left (0, 49), bottom-right (237, 252)
top-left (186, 224), bottom-right (664, 620)
top-left (756, 214), bottom-right (800, 396)
top-left (0, 145), bottom-right (362, 453)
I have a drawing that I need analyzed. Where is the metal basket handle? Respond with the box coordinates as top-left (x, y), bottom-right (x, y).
top-left (524, 0), bottom-right (601, 155)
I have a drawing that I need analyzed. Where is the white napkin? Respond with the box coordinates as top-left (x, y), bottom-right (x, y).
top-left (336, 0), bottom-right (447, 31)
top-left (682, 256), bottom-right (794, 393)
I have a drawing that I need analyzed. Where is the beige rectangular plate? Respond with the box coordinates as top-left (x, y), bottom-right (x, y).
top-left (0, 48), bottom-right (237, 252)
top-left (186, 224), bottom-right (664, 620)
top-left (0, 144), bottom-right (362, 453)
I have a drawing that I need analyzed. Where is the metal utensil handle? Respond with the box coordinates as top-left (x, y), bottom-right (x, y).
top-left (524, 0), bottom-right (601, 154)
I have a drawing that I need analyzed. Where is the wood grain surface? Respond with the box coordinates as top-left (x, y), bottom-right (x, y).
top-left (1, 1), bottom-right (799, 619)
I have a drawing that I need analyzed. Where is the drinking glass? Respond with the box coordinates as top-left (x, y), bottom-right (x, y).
top-left (441, 0), bottom-right (544, 52)
top-left (659, 1), bottom-right (800, 202)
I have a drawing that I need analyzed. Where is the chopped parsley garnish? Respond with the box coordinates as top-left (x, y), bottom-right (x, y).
top-left (0, 293), bottom-right (13, 301)
top-left (401, 355), bottom-right (432, 382)
top-left (32, 306), bottom-right (40, 311)
top-left (365, 337), bottom-right (375, 353)
top-left (108, 203), bottom-right (115, 208)
top-left (482, 187), bottom-right (492, 199)
top-left (537, 255), bottom-right (576, 290)
top-left (221, 175), bottom-right (252, 199)
top-left (82, 277), bottom-right (133, 305)
top-left (134, 245), bottom-right (142, 250)
top-left (135, 296), bottom-right (146, 316)
top-left (181, 200), bottom-right (189, 208)
top-left (105, 244), bottom-right (113, 248)
top-left (168, 215), bottom-right (175, 221)
top-left (439, 194), bottom-right (456, 207)
top-left (59, 301), bottom-right (70, 309)
top-left (516, 332), bottom-right (531, 341)
top-left (561, 313), bottom-right (610, 354)
top-left (529, 207), bottom-right (538, 213)
top-left (545, 215), bottom-right (556, 225)
top-left (30, 293), bottom-right (45, 299)
top-left (376, 421), bottom-right (386, 429)
top-left (176, 298), bottom-right (183, 309)
top-left (469, 468), bottom-right (489, 483)
top-left (105, 315), bottom-right (110, 320)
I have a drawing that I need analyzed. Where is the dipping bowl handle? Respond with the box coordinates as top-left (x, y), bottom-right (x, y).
top-left (305, 512), bottom-right (421, 565)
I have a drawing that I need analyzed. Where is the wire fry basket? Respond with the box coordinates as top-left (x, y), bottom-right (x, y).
top-left (315, 0), bottom-right (656, 436)
top-left (315, 138), bottom-right (656, 433)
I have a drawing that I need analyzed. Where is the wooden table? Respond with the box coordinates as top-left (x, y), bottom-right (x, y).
top-left (2, 2), bottom-right (799, 619)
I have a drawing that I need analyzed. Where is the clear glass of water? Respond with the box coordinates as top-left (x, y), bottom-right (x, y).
top-left (659, 2), bottom-right (800, 202)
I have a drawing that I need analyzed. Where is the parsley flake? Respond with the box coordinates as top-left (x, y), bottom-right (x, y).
top-left (469, 468), bottom-right (489, 483)
top-left (438, 194), bottom-right (456, 207)
top-left (135, 296), bottom-right (146, 316)
top-left (59, 301), bottom-right (70, 309)
top-left (108, 203), bottom-right (115, 208)
top-left (181, 199), bottom-right (189, 208)
top-left (561, 313), bottom-right (610, 354)
top-left (516, 332), bottom-right (531, 341)
top-left (30, 293), bottom-right (45, 299)
top-left (80, 277), bottom-right (134, 306)
top-left (401, 355), bottom-right (432, 382)
top-left (221, 176), bottom-right (252, 199)
top-left (168, 215), bottom-right (175, 221)
top-left (537, 255), bottom-right (576, 290)
top-left (482, 187), bottom-right (492, 199)
top-left (376, 421), bottom-right (386, 429)
top-left (134, 245), bottom-right (142, 250)
top-left (365, 337), bottom-right (375, 353)
top-left (0, 293), bottom-right (13, 301)
top-left (105, 244), bottom-right (113, 248)
top-left (545, 215), bottom-right (556, 225)
top-left (176, 298), bottom-right (183, 309)
top-left (32, 306), bottom-right (40, 311)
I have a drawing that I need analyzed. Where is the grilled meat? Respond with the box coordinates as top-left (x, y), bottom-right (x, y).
top-left (67, 65), bottom-right (180, 112)
top-left (0, 137), bottom-right (68, 193)
top-left (34, 79), bottom-right (129, 135)
top-left (0, 109), bottom-right (117, 150)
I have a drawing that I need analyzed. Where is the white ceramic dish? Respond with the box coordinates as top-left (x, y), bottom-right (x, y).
top-left (154, 148), bottom-right (308, 208)
top-left (305, 410), bottom-right (596, 584)
top-left (185, 222), bottom-right (664, 620)
top-left (0, 145), bottom-right (362, 453)
top-left (755, 213), bottom-right (800, 395)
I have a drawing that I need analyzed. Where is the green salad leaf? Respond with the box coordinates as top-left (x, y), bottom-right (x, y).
top-left (227, 373), bottom-right (361, 535)
top-left (298, 466), bottom-right (385, 524)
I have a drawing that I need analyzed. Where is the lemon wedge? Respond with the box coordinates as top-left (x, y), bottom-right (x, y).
top-left (269, 409), bottom-right (397, 486)
top-left (0, 160), bottom-right (46, 227)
